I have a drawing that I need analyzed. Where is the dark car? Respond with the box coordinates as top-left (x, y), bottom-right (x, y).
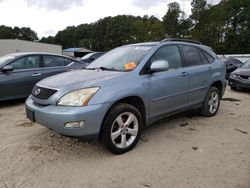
top-left (224, 58), bottom-right (243, 79)
top-left (80, 52), bottom-right (105, 64)
top-left (0, 52), bottom-right (87, 101)
top-left (228, 59), bottom-right (250, 90)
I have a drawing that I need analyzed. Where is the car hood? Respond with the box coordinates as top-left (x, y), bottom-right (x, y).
top-left (38, 69), bottom-right (127, 89)
top-left (234, 68), bottom-right (250, 76)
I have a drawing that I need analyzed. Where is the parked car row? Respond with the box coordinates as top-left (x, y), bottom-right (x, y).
top-left (25, 39), bottom-right (226, 154)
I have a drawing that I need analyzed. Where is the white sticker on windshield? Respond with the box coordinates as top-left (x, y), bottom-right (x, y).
top-left (134, 46), bottom-right (151, 51)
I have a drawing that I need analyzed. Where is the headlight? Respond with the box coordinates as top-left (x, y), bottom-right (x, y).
top-left (57, 87), bottom-right (100, 106)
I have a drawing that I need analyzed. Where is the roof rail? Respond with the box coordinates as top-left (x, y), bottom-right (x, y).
top-left (161, 38), bottom-right (202, 45)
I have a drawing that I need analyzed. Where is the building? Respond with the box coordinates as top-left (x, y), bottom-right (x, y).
top-left (0, 39), bottom-right (62, 57)
top-left (63, 48), bottom-right (92, 58)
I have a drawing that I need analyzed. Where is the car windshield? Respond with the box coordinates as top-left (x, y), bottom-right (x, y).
top-left (87, 46), bottom-right (152, 72)
top-left (242, 60), bottom-right (250, 68)
top-left (0, 55), bottom-right (17, 66)
top-left (81, 52), bottom-right (95, 60)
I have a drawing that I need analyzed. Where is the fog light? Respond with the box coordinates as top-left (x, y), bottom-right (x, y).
top-left (64, 121), bottom-right (85, 128)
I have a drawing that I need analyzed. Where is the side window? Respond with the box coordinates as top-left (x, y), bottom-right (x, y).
top-left (181, 45), bottom-right (202, 66)
top-left (10, 56), bottom-right (40, 70)
top-left (202, 51), bottom-right (215, 63)
top-left (64, 58), bottom-right (73, 66)
top-left (43, 56), bottom-right (65, 67)
top-left (151, 45), bottom-right (182, 69)
top-left (199, 50), bottom-right (209, 64)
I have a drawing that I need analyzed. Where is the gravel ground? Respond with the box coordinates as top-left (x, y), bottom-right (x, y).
top-left (0, 88), bottom-right (249, 188)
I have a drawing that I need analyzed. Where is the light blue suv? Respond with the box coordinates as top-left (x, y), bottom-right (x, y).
top-left (26, 39), bottom-right (226, 154)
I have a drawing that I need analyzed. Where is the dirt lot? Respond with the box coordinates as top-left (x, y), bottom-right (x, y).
top-left (0, 88), bottom-right (249, 188)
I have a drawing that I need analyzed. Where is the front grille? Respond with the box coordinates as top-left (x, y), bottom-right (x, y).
top-left (32, 85), bottom-right (58, 100)
top-left (239, 75), bottom-right (250, 81)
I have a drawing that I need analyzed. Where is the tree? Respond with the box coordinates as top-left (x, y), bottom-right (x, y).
top-left (0, 25), bottom-right (38, 41)
top-left (162, 2), bottom-right (189, 38)
top-left (0, 25), bottom-right (15, 39)
top-left (191, 0), bottom-right (207, 24)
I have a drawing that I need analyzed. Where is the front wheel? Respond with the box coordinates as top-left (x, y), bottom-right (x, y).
top-left (100, 103), bottom-right (143, 154)
top-left (200, 87), bottom-right (221, 117)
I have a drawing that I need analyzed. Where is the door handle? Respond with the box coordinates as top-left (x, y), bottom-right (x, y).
top-left (32, 73), bottom-right (42, 77)
top-left (208, 67), bottom-right (213, 72)
top-left (181, 72), bottom-right (188, 77)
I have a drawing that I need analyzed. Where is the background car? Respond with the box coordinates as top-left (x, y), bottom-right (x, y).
top-left (224, 58), bottom-right (243, 79)
top-left (0, 52), bottom-right (87, 101)
top-left (80, 52), bottom-right (105, 64)
top-left (228, 59), bottom-right (250, 90)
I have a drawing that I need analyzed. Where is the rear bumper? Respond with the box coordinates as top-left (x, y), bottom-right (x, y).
top-left (228, 77), bottom-right (250, 89)
top-left (25, 96), bottom-right (110, 138)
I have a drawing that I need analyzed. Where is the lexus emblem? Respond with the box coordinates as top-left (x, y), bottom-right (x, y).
top-left (35, 89), bottom-right (41, 95)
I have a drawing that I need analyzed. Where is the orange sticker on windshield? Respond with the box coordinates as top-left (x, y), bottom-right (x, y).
top-left (124, 62), bottom-right (137, 70)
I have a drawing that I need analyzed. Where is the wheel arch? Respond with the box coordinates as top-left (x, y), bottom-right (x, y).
top-left (210, 80), bottom-right (223, 98)
top-left (99, 96), bottom-right (147, 139)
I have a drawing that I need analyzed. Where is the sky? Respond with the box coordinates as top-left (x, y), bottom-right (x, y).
top-left (0, 0), bottom-right (221, 38)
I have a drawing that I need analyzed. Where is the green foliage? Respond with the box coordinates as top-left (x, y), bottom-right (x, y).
top-left (162, 2), bottom-right (187, 38)
top-left (0, 25), bottom-right (38, 41)
top-left (42, 15), bottom-right (165, 51)
top-left (190, 0), bottom-right (250, 54)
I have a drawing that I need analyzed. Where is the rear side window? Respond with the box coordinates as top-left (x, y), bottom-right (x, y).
top-left (43, 56), bottom-right (65, 67)
top-left (181, 45), bottom-right (202, 66)
top-left (10, 56), bottom-right (40, 70)
top-left (150, 45), bottom-right (182, 69)
top-left (199, 50), bottom-right (209, 64)
top-left (202, 51), bottom-right (215, 63)
top-left (64, 58), bottom-right (73, 66)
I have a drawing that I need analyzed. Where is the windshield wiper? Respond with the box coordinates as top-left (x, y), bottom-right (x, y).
top-left (84, 67), bottom-right (126, 72)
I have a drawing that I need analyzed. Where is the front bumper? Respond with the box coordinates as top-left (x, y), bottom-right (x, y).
top-left (228, 77), bottom-right (250, 89)
top-left (25, 96), bottom-right (110, 138)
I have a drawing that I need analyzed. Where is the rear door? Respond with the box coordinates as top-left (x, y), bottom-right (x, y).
top-left (148, 45), bottom-right (190, 119)
top-left (40, 55), bottom-right (74, 79)
top-left (180, 44), bottom-right (214, 106)
top-left (0, 55), bottom-right (42, 100)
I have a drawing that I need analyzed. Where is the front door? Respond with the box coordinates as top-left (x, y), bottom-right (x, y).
top-left (40, 55), bottom-right (70, 80)
top-left (148, 45), bottom-right (189, 119)
top-left (0, 55), bottom-right (42, 100)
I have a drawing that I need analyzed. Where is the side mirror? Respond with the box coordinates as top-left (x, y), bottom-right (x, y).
top-left (149, 60), bottom-right (169, 73)
top-left (1, 65), bottom-right (14, 72)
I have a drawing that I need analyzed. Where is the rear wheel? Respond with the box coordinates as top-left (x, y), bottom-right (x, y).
top-left (200, 87), bottom-right (220, 117)
top-left (100, 103), bottom-right (143, 154)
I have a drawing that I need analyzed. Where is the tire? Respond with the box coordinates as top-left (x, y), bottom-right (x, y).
top-left (100, 103), bottom-right (143, 154)
top-left (200, 87), bottom-right (221, 117)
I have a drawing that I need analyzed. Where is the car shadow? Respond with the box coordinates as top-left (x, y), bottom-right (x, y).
top-left (0, 98), bottom-right (26, 108)
top-left (142, 110), bottom-right (199, 133)
top-left (25, 110), bottom-right (200, 160)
